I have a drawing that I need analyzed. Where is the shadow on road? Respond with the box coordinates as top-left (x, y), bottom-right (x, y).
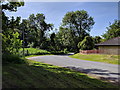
top-left (65, 66), bottom-right (120, 85)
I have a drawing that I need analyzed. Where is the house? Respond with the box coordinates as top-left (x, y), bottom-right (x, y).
top-left (95, 37), bottom-right (120, 55)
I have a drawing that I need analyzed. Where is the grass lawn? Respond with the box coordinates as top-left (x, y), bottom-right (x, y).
top-left (70, 53), bottom-right (119, 65)
top-left (2, 59), bottom-right (119, 88)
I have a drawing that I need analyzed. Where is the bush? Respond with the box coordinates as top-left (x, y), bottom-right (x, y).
top-left (50, 50), bottom-right (65, 55)
top-left (63, 48), bottom-right (68, 54)
top-left (78, 36), bottom-right (94, 50)
top-left (19, 48), bottom-right (51, 56)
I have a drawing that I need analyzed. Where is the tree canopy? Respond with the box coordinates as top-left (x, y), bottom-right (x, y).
top-left (1, 1), bottom-right (24, 55)
top-left (93, 36), bottom-right (102, 44)
top-left (2, 1), bottom-right (118, 56)
top-left (2, 1), bottom-right (24, 12)
top-left (61, 10), bottom-right (95, 40)
top-left (25, 13), bottom-right (53, 48)
top-left (57, 10), bottom-right (95, 52)
top-left (102, 20), bottom-right (120, 40)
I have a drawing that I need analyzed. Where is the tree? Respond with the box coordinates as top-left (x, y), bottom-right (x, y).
top-left (28, 14), bottom-right (53, 48)
top-left (11, 32), bottom-right (23, 54)
top-left (2, 31), bottom-right (22, 54)
top-left (61, 10), bottom-right (94, 41)
top-left (2, 1), bottom-right (24, 12)
top-left (1, 1), bottom-right (24, 54)
top-left (19, 19), bottom-right (29, 47)
top-left (93, 36), bottom-right (102, 44)
top-left (57, 27), bottom-right (77, 51)
top-left (78, 36), bottom-right (94, 50)
top-left (50, 33), bottom-right (55, 46)
top-left (2, 16), bottom-right (22, 53)
top-left (102, 20), bottom-right (120, 40)
top-left (59, 10), bottom-right (95, 52)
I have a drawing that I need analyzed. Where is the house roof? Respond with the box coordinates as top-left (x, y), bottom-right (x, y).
top-left (95, 37), bottom-right (120, 46)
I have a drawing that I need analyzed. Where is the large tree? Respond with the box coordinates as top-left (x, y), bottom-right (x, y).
top-left (19, 19), bottom-right (29, 47)
top-left (1, 1), bottom-right (24, 54)
top-left (56, 27), bottom-right (77, 51)
top-left (2, 1), bottom-right (24, 12)
top-left (102, 20), bottom-right (120, 40)
top-left (59, 10), bottom-right (95, 52)
top-left (24, 13), bottom-right (53, 48)
top-left (61, 10), bottom-right (94, 40)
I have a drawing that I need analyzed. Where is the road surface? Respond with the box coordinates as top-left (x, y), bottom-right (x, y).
top-left (27, 55), bottom-right (120, 83)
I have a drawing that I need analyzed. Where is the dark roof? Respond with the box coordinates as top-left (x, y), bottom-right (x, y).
top-left (95, 37), bottom-right (120, 46)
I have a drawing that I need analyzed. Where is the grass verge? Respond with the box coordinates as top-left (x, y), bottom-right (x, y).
top-left (70, 53), bottom-right (119, 65)
top-left (2, 59), bottom-right (119, 88)
top-left (25, 54), bottom-right (53, 58)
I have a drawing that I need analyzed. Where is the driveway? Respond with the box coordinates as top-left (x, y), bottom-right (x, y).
top-left (27, 55), bottom-right (120, 84)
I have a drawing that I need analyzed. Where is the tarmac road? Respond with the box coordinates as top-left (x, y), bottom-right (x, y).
top-left (27, 55), bottom-right (120, 83)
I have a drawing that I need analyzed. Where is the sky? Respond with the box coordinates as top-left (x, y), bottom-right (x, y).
top-left (5, 2), bottom-right (118, 36)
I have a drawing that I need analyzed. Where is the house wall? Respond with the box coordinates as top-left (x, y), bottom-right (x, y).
top-left (99, 46), bottom-right (120, 55)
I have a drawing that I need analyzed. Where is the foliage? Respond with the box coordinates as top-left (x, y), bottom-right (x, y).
top-left (58, 10), bottom-right (95, 52)
top-left (92, 36), bottom-right (102, 49)
top-left (93, 36), bottom-right (102, 44)
top-left (77, 41), bottom-right (81, 49)
top-left (78, 36), bottom-right (94, 50)
top-left (19, 48), bottom-right (51, 56)
top-left (2, 32), bottom-right (22, 54)
top-left (1, 1), bottom-right (24, 12)
top-left (56, 27), bottom-right (77, 51)
top-left (102, 20), bottom-right (120, 40)
top-left (25, 14), bottom-right (53, 48)
top-left (50, 32), bottom-right (55, 46)
top-left (61, 10), bottom-right (94, 40)
top-left (2, 59), bottom-right (118, 88)
top-left (18, 14), bottom-right (53, 48)
top-left (28, 42), bottom-right (34, 48)
top-left (2, 16), bottom-right (22, 53)
top-left (63, 48), bottom-right (68, 54)
top-left (11, 32), bottom-right (23, 54)
top-left (2, 0), bottom-right (24, 65)
top-left (70, 53), bottom-right (119, 65)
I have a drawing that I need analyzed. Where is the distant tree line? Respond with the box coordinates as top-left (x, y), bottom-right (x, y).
top-left (1, 1), bottom-right (120, 58)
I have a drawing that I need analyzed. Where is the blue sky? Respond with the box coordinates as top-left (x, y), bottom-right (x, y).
top-left (5, 2), bottom-right (118, 36)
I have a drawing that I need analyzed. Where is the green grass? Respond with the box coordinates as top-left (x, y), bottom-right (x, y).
top-left (2, 54), bottom-right (27, 64)
top-left (3, 59), bottom-right (119, 88)
top-left (70, 53), bottom-right (119, 65)
top-left (19, 48), bottom-right (51, 56)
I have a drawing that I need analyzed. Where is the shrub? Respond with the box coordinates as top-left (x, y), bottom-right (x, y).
top-left (19, 48), bottom-right (51, 56)
top-left (78, 36), bottom-right (94, 50)
top-left (63, 48), bottom-right (68, 54)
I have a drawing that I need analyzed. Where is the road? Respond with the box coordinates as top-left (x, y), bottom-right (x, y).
top-left (27, 55), bottom-right (120, 83)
